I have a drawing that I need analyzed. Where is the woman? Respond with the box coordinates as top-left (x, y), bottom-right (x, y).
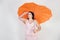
top-left (18, 11), bottom-right (41, 40)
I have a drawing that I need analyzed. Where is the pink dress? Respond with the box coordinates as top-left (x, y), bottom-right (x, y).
top-left (25, 20), bottom-right (38, 40)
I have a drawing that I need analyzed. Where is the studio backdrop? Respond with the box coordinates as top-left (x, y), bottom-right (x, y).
top-left (0, 0), bottom-right (60, 40)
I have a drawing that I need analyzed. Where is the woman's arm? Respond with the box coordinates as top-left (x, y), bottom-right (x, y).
top-left (33, 20), bottom-right (41, 33)
top-left (18, 12), bottom-right (28, 24)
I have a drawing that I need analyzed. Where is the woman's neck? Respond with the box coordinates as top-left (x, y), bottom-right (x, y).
top-left (29, 18), bottom-right (33, 21)
top-left (28, 19), bottom-right (34, 24)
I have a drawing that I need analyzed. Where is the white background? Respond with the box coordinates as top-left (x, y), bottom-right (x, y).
top-left (0, 0), bottom-right (60, 40)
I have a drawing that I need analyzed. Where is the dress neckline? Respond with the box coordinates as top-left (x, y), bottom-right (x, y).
top-left (27, 20), bottom-right (35, 24)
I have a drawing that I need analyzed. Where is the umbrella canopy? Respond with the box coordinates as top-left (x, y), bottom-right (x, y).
top-left (18, 2), bottom-right (52, 24)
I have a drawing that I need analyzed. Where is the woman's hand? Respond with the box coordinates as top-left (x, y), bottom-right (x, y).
top-left (33, 26), bottom-right (41, 34)
top-left (20, 11), bottom-right (28, 17)
top-left (23, 12), bottom-right (28, 15)
top-left (33, 29), bottom-right (37, 33)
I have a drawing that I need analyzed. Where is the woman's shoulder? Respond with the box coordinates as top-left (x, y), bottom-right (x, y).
top-left (34, 20), bottom-right (37, 22)
top-left (34, 20), bottom-right (39, 24)
top-left (34, 20), bottom-right (38, 23)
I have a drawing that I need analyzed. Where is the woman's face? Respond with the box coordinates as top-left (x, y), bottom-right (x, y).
top-left (28, 12), bottom-right (32, 19)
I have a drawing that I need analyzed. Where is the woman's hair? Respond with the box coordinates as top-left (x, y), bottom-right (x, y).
top-left (27, 11), bottom-right (35, 20)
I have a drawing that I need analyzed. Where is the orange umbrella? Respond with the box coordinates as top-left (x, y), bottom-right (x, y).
top-left (17, 2), bottom-right (52, 24)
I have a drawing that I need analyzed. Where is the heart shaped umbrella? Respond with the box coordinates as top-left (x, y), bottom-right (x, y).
top-left (17, 2), bottom-right (52, 24)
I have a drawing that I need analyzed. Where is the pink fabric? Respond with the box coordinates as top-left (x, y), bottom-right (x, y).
top-left (25, 20), bottom-right (38, 40)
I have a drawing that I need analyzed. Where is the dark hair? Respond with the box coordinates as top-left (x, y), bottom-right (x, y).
top-left (27, 11), bottom-right (35, 20)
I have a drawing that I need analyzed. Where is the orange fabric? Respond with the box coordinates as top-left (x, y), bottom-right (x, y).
top-left (18, 2), bottom-right (52, 24)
